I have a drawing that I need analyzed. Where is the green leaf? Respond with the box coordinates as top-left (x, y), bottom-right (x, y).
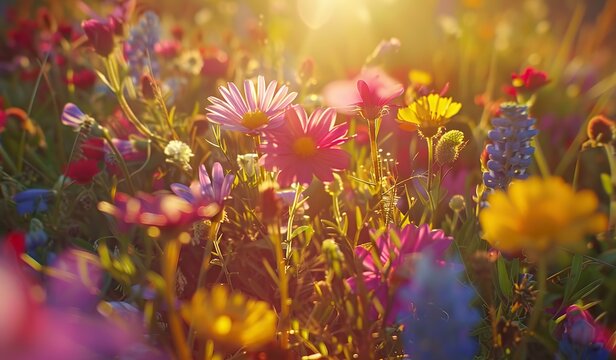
top-left (95, 70), bottom-right (113, 90)
top-left (510, 258), bottom-right (520, 283)
top-left (497, 256), bottom-right (513, 299)
top-left (570, 278), bottom-right (603, 301)
top-left (290, 225), bottom-right (313, 240)
top-left (563, 254), bottom-right (583, 302)
top-left (601, 173), bottom-right (613, 195)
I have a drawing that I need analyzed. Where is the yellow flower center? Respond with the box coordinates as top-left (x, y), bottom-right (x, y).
top-left (292, 136), bottom-right (317, 158)
top-left (241, 110), bottom-right (269, 130)
top-left (213, 315), bottom-right (232, 335)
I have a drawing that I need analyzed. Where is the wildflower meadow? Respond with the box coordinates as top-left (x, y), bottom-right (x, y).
top-left (2, 0), bottom-right (616, 359)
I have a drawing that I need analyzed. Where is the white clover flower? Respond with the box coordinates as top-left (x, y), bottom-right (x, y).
top-left (164, 140), bottom-right (194, 170)
top-left (237, 153), bottom-right (259, 177)
top-left (177, 50), bottom-right (204, 75)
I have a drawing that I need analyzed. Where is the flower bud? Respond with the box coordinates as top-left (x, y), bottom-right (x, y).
top-left (81, 19), bottom-right (115, 57)
top-left (140, 74), bottom-right (156, 100)
top-left (435, 129), bottom-right (465, 165)
top-left (448, 194), bottom-right (466, 212)
top-left (587, 115), bottom-right (615, 144)
top-left (322, 239), bottom-right (344, 278)
top-left (260, 186), bottom-right (283, 225)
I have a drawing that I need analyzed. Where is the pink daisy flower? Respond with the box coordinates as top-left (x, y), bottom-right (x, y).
top-left (260, 105), bottom-right (350, 187)
top-left (206, 76), bottom-right (297, 135)
top-left (347, 224), bottom-right (453, 323)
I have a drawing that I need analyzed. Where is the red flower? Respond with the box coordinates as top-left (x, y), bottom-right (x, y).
top-left (64, 159), bottom-right (100, 184)
top-left (0, 109), bottom-right (6, 133)
top-left (56, 23), bottom-right (73, 41)
top-left (4, 230), bottom-right (26, 258)
top-left (81, 138), bottom-right (106, 161)
top-left (81, 18), bottom-right (115, 57)
top-left (511, 67), bottom-right (549, 93)
top-left (356, 79), bottom-right (403, 120)
top-left (7, 20), bottom-right (38, 55)
top-left (154, 40), bottom-right (181, 59)
top-left (200, 47), bottom-right (229, 78)
top-left (65, 69), bottom-right (97, 89)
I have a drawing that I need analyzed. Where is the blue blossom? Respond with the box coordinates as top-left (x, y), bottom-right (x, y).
top-left (483, 103), bottom-right (538, 190)
top-left (13, 189), bottom-right (54, 215)
top-left (397, 256), bottom-right (480, 360)
top-left (26, 229), bottom-right (48, 250)
top-left (124, 11), bottom-right (161, 82)
top-left (558, 339), bottom-right (610, 360)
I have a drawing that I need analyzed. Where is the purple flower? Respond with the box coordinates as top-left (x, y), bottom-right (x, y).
top-left (0, 250), bottom-right (166, 360)
top-left (61, 103), bottom-right (92, 130)
top-left (171, 162), bottom-right (234, 210)
top-left (347, 224), bottom-right (453, 322)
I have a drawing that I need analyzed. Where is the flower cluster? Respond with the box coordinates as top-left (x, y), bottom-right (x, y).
top-left (482, 103), bottom-right (538, 190)
top-left (1, 2), bottom-right (616, 359)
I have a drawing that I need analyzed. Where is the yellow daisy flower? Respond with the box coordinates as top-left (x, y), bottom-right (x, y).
top-left (479, 177), bottom-right (607, 253)
top-left (182, 285), bottom-right (277, 350)
top-left (397, 93), bottom-right (462, 137)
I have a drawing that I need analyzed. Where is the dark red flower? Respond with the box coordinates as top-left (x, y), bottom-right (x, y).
top-left (64, 159), bottom-right (100, 184)
top-left (511, 67), bottom-right (549, 93)
top-left (81, 19), bottom-right (115, 57)
top-left (81, 137), bottom-right (106, 161)
top-left (140, 74), bottom-right (156, 100)
top-left (7, 20), bottom-right (38, 55)
top-left (57, 23), bottom-right (73, 41)
top-left (171, 25), bottom-right (183, 41)
top-left (37, 7), bottom-right (53, 31)
top-left (65, 69), bottom-right (97, 89)
top-left (0, 110), bottom-right (6, 133)
top-left (4, 230), bottom-right (26, 257)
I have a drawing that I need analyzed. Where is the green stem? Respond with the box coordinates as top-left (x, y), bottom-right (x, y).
top-left (529, 259), bottom-right (547, 330)
top-left (188, 220), bottom-right (219, 348)
top-left (271, 221), bottom-right (289, 349)
top-left (212, 230), bottom-right (233, 290)
top-left (253, 135), bottom-right (264, 184)
top-left (532, 137), bottom-right (551, 177)
top-left (367, 118), bottom-right (382, 185)
top-left (605, 145), bottom-right (616, 231)
top-left (368, 117), bottom-right (386, 222)
top-left (162, 240), bottom-right (191, 360)
top-left (426, 136), bottom-right (437, 225)
top-left (286, 184), bottom-right (303, 258)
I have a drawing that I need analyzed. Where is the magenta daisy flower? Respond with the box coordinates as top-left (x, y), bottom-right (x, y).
top-left (97, 192), bottom-right (220, 231)
top-left (347, 224), bottom-right (453, 322)
top-left (206, 76), bottom-right (297, 135)
top-left (260, 105), bottom-right (350, 187)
